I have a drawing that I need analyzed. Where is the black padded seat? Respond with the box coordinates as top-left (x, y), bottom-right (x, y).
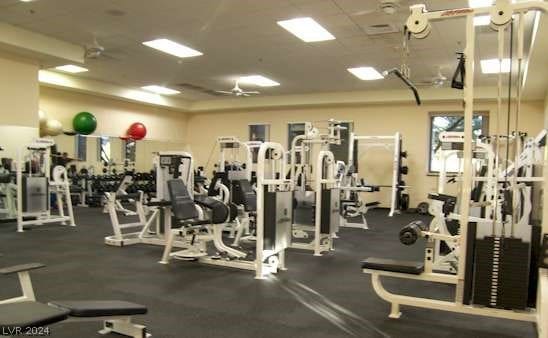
top-left (147, 200), bottom-right (172, 207)
top-left (49, 300), bottom-right (147, 317)
top-left (361, 257), bottom-right (424, 275)
top-left (178, 219), bottom-right (210, 227)
top-left (0, 301), bottom-right (70, 329)
top-left (365, 201), bottom-right (381, 207)
top-left (115, 193), bottom-right (141, 201)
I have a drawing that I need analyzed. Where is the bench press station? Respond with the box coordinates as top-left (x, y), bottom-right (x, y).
top-left (0, 263), bottom-right (150, 337)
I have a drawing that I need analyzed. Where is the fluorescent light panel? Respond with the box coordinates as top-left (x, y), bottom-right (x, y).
top-left (239, 75), bottom-right (280, 87)
top-left (347, 67), bottom-right (384, 80)
top-left (55, 64), bottom-right (88, 73)
top-left (141, 85), bottom-right (180, 95)
top-left (474, 15), bottom-right (491, 26)
top-left (142, 38), bottom-right (202, 58)
top-left (480, 58), bottom-right (511, 74)
top-left (469, 0), bottom-right (493, 8)
top-left (277, 17), bottom-right (335, 42)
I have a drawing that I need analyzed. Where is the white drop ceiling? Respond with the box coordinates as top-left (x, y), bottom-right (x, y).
top-left (0, 0), bottom-right (545, 101)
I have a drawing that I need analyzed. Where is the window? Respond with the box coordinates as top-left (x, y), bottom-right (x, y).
top-left (329, 121), bottom-right (353, 163)
top-left (288, 123), bottom-right (307, 163)
top-left (429, 112), bottom-right (489, 173)
top-left (123, 139), bottom-right (136, 163)
top-left (74, 135), bottom-right (87, 161)
top-left (98, 136), bottom-right (111, 164)
top-left (249, 124), bottom-right (270, 162)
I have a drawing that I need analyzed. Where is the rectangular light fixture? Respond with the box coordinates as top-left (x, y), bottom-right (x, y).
top-left (347, 67), bottom-right (384, 80)
top-left (468, 0), bottom-right (493, 8)
top-left (239, 75), bottom-right (280, 87)
top-left (480, 58), bottom-right (511, 74)
top-left (474, 15), bottom-right (491, 26)
top-left (141, 85), bottom-right (180, 95)
top-left (277, 17), bottom-right (335, 42)
top-left (55, 64), bottom-right (88, 73)
top-left (142, 38), bottom-right (203, 58)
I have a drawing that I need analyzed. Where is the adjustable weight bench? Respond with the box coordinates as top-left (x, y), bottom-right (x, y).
top-left (0, 263), bottom-right (150, 337)
top-left (361, 257), bottom-right (424, 275)
top-left (361, 257), bottom-right (457, 319)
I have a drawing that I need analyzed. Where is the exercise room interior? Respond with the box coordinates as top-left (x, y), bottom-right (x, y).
top-left (1, 0), bottom-right (548, 337)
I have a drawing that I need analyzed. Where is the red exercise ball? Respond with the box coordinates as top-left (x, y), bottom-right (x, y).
top-left (127, 122), bottom-right (147, 140)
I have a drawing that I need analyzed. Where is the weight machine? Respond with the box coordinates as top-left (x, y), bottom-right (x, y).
top-left (0, 147), bottom-right (16, 220)
top-left (104, 151), bottom-right (193, 248)
top-left (16, 139), bottom-right (75, 232)
top-left (340, 132), bottom-right (409, 229)
top-left (289, 120), bottom-right (343, 256)
top-left (362, 1), bottom-right (548, 331)
top-left (160, 142), bottom-right (292, 279)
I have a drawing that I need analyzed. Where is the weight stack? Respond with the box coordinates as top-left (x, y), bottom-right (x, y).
top-left (472, 236), bottom-right (530, 310)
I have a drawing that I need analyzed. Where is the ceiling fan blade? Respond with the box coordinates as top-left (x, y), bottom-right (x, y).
top-left (242, 91), bottom-right (260, 95)
top-left (215, 90), bottom-right (234, 95)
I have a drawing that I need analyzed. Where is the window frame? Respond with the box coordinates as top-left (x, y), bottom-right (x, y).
top-left (287, 122), bottom-right (308, 164)
top-left (248, 123), bottom-right (271, 163)
top-left (98, 136), bottom-right (111, 164)
top-left (329, 120), bottom-right (354, 163)
top-left (427, 111), bottom-right (489, 175)
top-left (74, 134), bottom-right (87, 161)
top-left (122, 139), bottom-right (136, 163)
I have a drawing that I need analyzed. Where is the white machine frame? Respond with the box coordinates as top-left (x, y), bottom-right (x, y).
top-left (364, 1), bottom-right (548, 332)
top-left (346, 132), bottom-right (403, 218)
top-left (291, 150), bottom-right (338, 256)
top-left (160, 142), bottom-right (291, 279)
top-left (289, 120), bottom-right (344, 254)
top-left (16, 139), bottom-right (75, 232)
top-left (104, 151), bottom-right (194, 249)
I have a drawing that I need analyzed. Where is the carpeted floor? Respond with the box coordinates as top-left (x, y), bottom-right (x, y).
top-left (0, 207), bottom-right (537, 338)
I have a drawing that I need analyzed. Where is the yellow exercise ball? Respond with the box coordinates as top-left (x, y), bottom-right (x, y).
top-left (43, 119), bottom-right (63, 136)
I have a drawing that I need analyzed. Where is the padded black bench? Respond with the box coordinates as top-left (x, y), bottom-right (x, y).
top-left (361, 257), bottom-right (424, 275)
top-left (49, 300), bottom-right (147, 317)
top-left (0, 301), bottom-right (70, 330)
top-left (0, 263), bottom-right (150, 338)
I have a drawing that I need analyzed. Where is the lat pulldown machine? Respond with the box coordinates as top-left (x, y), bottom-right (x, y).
top-left (362, 1), bottom-right (548, 332)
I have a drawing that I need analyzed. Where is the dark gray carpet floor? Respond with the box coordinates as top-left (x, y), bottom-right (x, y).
top-left (0, 207), bottom-right (536, 338)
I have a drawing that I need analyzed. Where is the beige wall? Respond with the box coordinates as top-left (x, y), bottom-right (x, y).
top-left (40, 86), bottom-right (189, 172)
top-left (186, 100), bottom-right (545, 207)
top-left (0, 53), bottom-right (40, 158)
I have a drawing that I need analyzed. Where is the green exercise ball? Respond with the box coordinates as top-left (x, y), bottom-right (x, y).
top-left (73, 111), bottom-right (97, 135)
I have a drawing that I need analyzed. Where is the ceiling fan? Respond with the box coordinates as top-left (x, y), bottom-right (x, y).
top-left (415, 67), bottom-right (448, 88)
top-left (215, 80), bottom-right (260, 97)
top-left (84, 34), bottom-right (124, 61)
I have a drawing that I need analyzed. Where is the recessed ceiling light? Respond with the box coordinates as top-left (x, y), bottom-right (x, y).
top-left (142, 38), bottom-right (202, 58)
top-left (55, 65), bottom-right (88, 73)
top-left (474, 15), bottom-right (491, 26)
top-left (480, 58), bottom-right (510, 74)
top-left (141, 85), bottom-right (180, 95)
top-left (347, 67), bottom-right (384, 80)
top-left (277, 17), bottom-right (335, 42)
top-left (468, 0), bottom-right (493, 8)
top-left (20, 0), bottom-right (35, 2)
top-left (239, 75), bottom-right (280, 87)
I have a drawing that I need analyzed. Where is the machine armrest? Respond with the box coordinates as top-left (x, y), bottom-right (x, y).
top-left (0, 263), bottom-right (46, 275)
